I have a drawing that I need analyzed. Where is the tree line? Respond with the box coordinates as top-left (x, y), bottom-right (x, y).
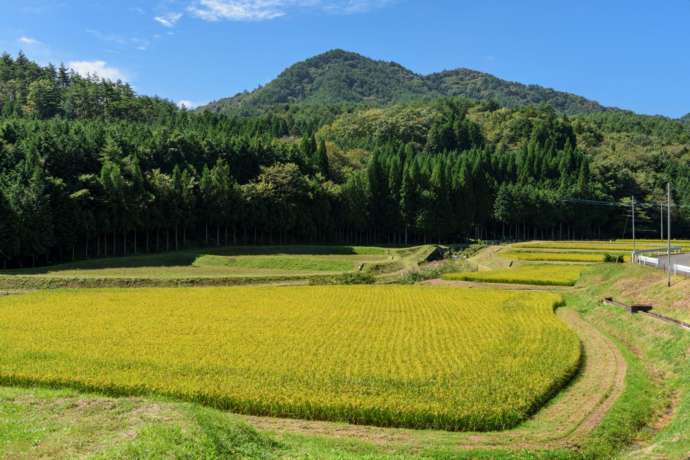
top-left (0, 110), bottom-right (615, 268)
top-left (1, 53), bottom-right (690, 267)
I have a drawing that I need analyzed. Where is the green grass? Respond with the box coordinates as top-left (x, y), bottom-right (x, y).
top-left (0, 245), bottom-right (388, 278)
top-left (0, 245), bottom-right (409, 290)
top-left (566, 264), bottom-right (690, 458)
top-left (0, 386), bottom-right (562, 459)
top-left (0, 244), bottom-right (439, 289)
top-left (442, 265), bottom-right (587, 286)
top-left (195, 254), bottom-right (356, 272)
top-left (0, 386), bottom-right (285, 459)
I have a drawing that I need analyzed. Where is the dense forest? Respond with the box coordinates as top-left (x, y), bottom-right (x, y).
top-left (2, 51), bottom-right (690, 267)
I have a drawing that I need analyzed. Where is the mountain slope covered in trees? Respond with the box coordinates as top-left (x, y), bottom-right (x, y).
top-left (203, 49), bottom-right (610, 115)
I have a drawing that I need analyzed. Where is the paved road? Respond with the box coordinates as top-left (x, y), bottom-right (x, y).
top-left (656, 252), bottom-right (690, 269)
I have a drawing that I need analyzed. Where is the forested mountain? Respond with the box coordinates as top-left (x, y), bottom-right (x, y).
top-left (425, 68), bottom-right (607, 115)
top-left (205, 50), bottom-right (432, 111)
top-left (2, 52), bottom-right (690, 268)
top-left (203, 49), bottom-right (610, 115)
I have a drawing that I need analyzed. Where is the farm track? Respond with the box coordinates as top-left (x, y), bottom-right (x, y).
top-left (241, 307), bottom-right (627, 452)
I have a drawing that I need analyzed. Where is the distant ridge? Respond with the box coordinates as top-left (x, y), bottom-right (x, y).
top-left (202, 49), bottom-right (611, 115)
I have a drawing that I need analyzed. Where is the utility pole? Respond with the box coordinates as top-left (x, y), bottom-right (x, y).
top-left (632, 196), bottom-right (636, 256)
top-left (666, 182), bottom-right (673, 287)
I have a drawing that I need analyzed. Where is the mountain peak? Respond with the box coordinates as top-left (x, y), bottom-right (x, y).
top-left (202, 50), bottom-right (608, 115)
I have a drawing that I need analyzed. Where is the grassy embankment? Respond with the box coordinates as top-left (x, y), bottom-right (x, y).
top-left (562, 264), bottom-right (690, 459)
top-left (0, 245), bottom-right (438, 289)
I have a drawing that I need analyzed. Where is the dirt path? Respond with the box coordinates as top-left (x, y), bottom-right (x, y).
top-left (242, 307), bottom-right (627, 452)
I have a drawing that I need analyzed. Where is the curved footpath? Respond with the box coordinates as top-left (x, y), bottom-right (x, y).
top-left (242, 306), bottom-right (627, 452)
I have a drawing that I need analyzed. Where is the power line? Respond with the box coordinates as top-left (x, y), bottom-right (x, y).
top-left (561, 197), bottom-right (690, 211)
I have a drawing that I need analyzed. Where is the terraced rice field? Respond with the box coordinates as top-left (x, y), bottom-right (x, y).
top-left (0, 246), bottom-right (389, 279)
top-left (0, 286), bottom-right (580, 431)
top-left (512, 240), bottom-right (690, 252)
top-left (501, 251), bottom-right (609, 263)
top-left (443, 265), bottom-right (587, 286)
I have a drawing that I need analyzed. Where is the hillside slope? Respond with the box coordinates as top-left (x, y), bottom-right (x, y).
top-left (202, 49), bottom-right (610, 115)
top-left (204, 50), bottom-right (434, 111)
top-left (426, 68), bottom-right (606, 114)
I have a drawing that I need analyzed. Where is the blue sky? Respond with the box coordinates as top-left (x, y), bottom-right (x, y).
top-left (2, 0), bottom-right (689, 117)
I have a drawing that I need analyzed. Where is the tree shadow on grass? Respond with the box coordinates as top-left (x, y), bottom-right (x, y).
top-left (0, 245), bottom-right (373, 275)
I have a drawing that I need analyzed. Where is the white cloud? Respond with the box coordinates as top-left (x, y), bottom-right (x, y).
top-left (68, 61), bottom-right (127, 82)
top-left (188, 0), bottom-right (390, 22)
top-left (87, 29), bottom-right (151, 51)
top-left (189, 0), bottom-right (288, 21)
top-left (177, 100), bottom-right (198, 109)
top-left (18, 36), bottom-right (42, 46)
top-left (155, 12), bottom-right (183, 27)
top-left (325, 0), bottom-right (394, 14)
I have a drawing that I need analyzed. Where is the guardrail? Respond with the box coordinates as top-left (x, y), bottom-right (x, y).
top-left (632, 246), bottom-right (682, 263)
top-left (603, 297), bottom-right (690, 331)
top-left (632, 247), bottom-right (690, 281)
top-left (673, 263), bottom-right (690, 277)
top-left (633, 246), bottom-right (683, 255)
top-left (638, 255), bottom-right (659, 266)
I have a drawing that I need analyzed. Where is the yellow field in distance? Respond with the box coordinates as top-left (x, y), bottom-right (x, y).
top-left (443, 265), bottom-right (587, 286)
top-left (512, 240), bottom-right (690, 252)
top-left (0, 286), bottom-right (580, 432)
top-left (501, 251), bottom-right (608, 263)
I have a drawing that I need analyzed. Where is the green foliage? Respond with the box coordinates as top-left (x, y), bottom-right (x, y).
top-left (205, 49), bottom-right (433, 111)
top-left (203, 49), bottom-right (608, 116)
top-left (603, 253), bottom-right (625, 263)
top-left (2, 53), bottom-right (690, 267)
top-left (426, 68), bottom-right (606, 115)
top-left (0, 52), bottom-right (176, 122)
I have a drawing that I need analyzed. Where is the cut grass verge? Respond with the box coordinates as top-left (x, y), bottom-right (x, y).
top-left (442, 265), bottom-right (587, 286)
top-left (567, 264), bottom-right (690, 458)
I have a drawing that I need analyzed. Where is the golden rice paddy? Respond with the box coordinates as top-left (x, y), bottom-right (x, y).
top-left (0, 286), bottom-right (579, 431)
